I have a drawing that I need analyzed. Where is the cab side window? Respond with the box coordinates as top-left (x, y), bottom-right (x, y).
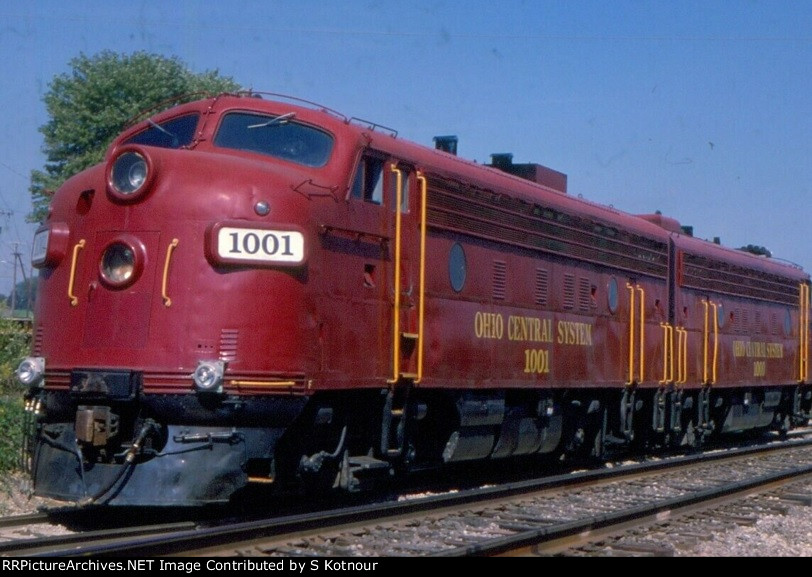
top-left (352, 156), bottom-right (384, 204)
top-left (390, 166), bottom-right (410, 213)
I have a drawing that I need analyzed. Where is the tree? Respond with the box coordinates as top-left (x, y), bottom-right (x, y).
top-left (4, 278), bottom-right (36, 316)
top-left (28, 51), bottom-right (242, 223)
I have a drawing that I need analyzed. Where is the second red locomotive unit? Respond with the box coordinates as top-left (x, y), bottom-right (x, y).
top-left (19, 92), bottom-right (812, 506)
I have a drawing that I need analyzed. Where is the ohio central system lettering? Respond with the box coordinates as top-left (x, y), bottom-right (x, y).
top-left (474, 312), bottom-right (592, 346)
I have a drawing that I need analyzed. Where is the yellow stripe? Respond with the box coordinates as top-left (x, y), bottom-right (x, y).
top-left (229, 380), bottom-right (297, 387)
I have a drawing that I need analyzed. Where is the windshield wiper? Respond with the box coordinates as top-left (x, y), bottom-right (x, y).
top-left (248, 112), bottom-right (296, 129)
top-left (147, 118), bottom-right (179, 147)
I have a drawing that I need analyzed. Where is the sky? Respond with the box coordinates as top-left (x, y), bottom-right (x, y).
top-left (1, 0), bottom-right (811, 298)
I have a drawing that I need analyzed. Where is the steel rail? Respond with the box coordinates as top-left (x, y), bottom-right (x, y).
top-left (14, 436), bottom-right (812, 557)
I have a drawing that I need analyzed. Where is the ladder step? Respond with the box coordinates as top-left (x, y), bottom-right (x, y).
top-left (247, 476), bottom-right (275, 484)
top-left (401, 332), bottom-right (419, 339)
top-left (348, 455), bottom-right (391, 471)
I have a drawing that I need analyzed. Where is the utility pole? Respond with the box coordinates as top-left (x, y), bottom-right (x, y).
top-left (10, 242), bottom-right (18, 317)
top-left (9, 243), bottom-right (28, 318)
top-left (0, 210), bottom-right (13, 317)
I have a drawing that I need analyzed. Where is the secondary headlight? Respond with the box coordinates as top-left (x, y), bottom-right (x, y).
top-left (16, 357), bottom-right (45, 387)
top-left (111, 151), bottom-right (147, 194)
top-left (107, 148), bottom-right (155, 202)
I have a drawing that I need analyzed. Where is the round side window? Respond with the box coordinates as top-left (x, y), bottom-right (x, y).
top-left (607, 277), bottom-right (619, 314)
top-left (449, 243), bottom-right (467, 293)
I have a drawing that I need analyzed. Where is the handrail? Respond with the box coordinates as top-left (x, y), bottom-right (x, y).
top-left (67, 239), bottom-right (86, 306)
top-left (676, 326), bottom-right (688, 385)
top-left (415, 172), bottom-right (428, 384)
top-left (702, 300), bottom-right (719, 385)
top-left (162, 238), bottom-right (179, 307)
top-left (626, 283), bottom-right (635, 385)
top-left (660, 322), bottom-right (673, 384)
top-left (710, 301), bottom-right (719, 384)
top-left (702, 300), bottom-right (709, 384)
top-left (626, 282), bottom-right (646, 384)
top-left (801, 283), bottom-right (810, 382)
top-left (637, 285), bottom-right (645, 383)
top-left (806, 283), bottom-right (810, 382)
top-left (389, 165), bottom-right (403, 384)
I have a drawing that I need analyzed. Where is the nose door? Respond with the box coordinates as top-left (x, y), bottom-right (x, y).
top-left (80, 230), bottom-right (161, 351)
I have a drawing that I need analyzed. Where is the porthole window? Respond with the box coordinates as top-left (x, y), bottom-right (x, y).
top-left (716, 303), bottom-right (725, 329)
top-left (607, 277), bottom-right (619, 314)
top-left (449, 243), bottom-right (467, 293)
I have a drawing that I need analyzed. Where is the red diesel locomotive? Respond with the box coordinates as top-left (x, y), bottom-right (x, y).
top-left (19, 92), bottom-right (812, 506)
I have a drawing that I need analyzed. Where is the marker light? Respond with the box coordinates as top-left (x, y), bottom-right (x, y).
top-left (16, 357), bottom-right (45, 388)
top-left (193, 360), bottom-right (225, 393)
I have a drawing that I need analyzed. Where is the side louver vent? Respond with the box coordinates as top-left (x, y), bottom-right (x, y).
top-left (563, 274), bottom-right (576, 310)
top-left (219, 329), bottom-right (239, 362)
top-left (492, 260), bottom-right (507, 301)
top-left (535, 268), bottom-right (549, 307)
top-left (33, 326), bottom-right (44, 356)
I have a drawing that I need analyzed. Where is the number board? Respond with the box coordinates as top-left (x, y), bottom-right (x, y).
top-left (210, 224), bottom-right (306, 266)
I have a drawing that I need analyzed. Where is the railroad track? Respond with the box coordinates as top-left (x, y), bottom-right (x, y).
top-left (2, 435), bottom-right (812, 557)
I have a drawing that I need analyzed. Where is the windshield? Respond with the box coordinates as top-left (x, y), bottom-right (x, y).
top-left (213, 112), bottom-right (333, 167)
top-left (124, 114), bottom-right (199, 149)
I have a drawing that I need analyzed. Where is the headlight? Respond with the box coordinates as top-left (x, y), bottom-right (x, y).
top-left (16, 357), bottom-right (45, 387)
top-left (107, 148), bottom-right (155, 202)
top-left (99, 238), bottom-right (144, 289)
top-left (100, 243), bottom-right (135, 285)
top-left (193, 360), bottom-right (225, 393)
top-left (111, 151), bottom-right (147, 194)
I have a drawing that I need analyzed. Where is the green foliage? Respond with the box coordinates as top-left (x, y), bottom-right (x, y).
top-left (0, 397), bottom-right (24, 473)
top-left (0, 316), bottom-right (29, 473)
top-left (0, 317), bottom-right (30, 396)
top-left (4, 278), bottom-right (36, 314)
top-left (29, 50), bottom-right (242, 223)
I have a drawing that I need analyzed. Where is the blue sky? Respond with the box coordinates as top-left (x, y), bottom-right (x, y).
top-left (1, 1), bottom-right (811, 297)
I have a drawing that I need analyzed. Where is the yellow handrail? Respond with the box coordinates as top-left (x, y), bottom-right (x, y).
top-left (702, 300), bottom-right (709, 384)
top-left (802, 283), bottom-right (806, 382)
top-left (801, 283), bottom-right (810, 382)
top-left (162, 238), bottom-right (179, 307)
top-left (710, 301), bottom-right (719, 384)
top-left (702, 300), bottom-right (719, 385)
top-left (625, 283), bottom-right (646, 384)
top-left (67, 239), bottom-right (86, 306)
top-left (415, 172), bottom-right (428, 384)
top-left (806, 283), bottom-right (810, 382)
top-left (660, 322), bottom-right (673, 384)
top-left (389, 164), bottom-right (403, 384)
top-left (676, 326), bottom-right (688, 385)
top-left (626, 283), bottom-right (635, 384)
top-left (637, 285), bottom-right (645, 383)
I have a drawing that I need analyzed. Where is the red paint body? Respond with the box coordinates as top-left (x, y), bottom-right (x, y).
top-left (23, 93), bottom-right (812, 505)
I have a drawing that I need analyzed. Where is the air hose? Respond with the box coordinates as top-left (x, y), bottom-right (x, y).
top-left (79, 419), bottom-right (157, 506)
